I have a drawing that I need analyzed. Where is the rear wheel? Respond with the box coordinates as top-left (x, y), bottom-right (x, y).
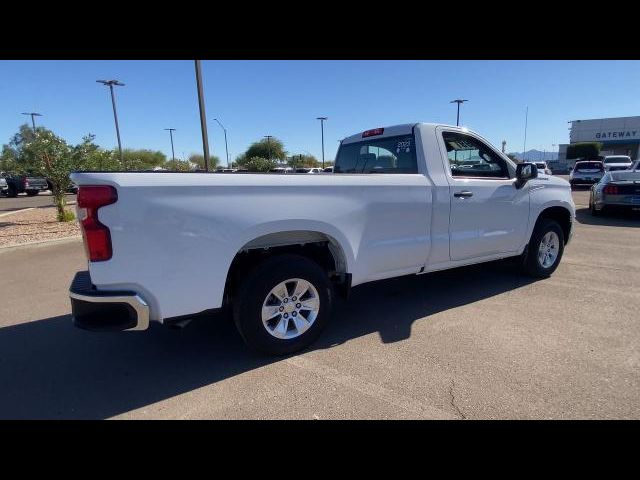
top-left (522, 218), bottom-right (565, 278)
top-left (233, 254), bottom-right (333, 355)
top-left (26, 190), bottom-right (38, 196)
top-left (590, 199), bottom-right (602, 216)
top-left (7, 185), bottom-right (17, 198)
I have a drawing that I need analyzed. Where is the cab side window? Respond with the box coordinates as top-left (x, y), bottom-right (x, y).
top-left (334, 135), bottom-right (418, 174)
top-left (442, 132), bottom-right (509, 179)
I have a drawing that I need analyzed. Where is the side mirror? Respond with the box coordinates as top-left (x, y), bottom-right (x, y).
top-left (515, 162), bottom-right (538, 189)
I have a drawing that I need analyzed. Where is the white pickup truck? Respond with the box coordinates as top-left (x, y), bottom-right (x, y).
top-left (69, 123), bottom-right (575, 355)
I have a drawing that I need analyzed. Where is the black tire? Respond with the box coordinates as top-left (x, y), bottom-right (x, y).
top-left (26, 190), bottom-right (38, 196)
top-left (590, 199), bottom-right (602, 216)
top-left (522, 218), bottom-right (565, 278)
top-left (7, 185), bottom-right (17, 198)
top-left (233, 254), bottom-right (333, 356)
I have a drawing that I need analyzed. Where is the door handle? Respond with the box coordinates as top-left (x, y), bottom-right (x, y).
top-left (454, 191), bottom-right (473, 198)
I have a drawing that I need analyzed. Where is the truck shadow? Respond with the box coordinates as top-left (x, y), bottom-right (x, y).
top-left (0, 260), bottom-right (535, 419)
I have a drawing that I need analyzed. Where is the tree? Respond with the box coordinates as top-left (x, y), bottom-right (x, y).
top-left (244, 156), bottom-right (277, 172)
top-left (566, 142), bottom-right (602, 161)
top-left (244, 137), bottom-right (287, 161)
top-left (186, 153), bottom-right (220, 170)
top-left (164, 159), bottom-right (193, 171)
top-left (288, 154), bottom-right (320, 168)
top-left (507, 154), bottom-right (521, 164)
top-left (121, 149), bottom-right (166, 171)
top-left (23, 130), bottom-right (74, 221)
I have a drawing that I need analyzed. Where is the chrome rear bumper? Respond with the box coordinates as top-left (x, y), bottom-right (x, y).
top-left (69, 271), bottom-right (149, 332)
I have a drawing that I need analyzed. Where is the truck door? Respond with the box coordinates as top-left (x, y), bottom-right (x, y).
top-left (436, 128), bottom-right (530, 261)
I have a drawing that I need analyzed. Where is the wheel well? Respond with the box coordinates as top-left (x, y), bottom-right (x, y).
top-left (223, 233), bottom-right (349, 304)
top-left (536, 206), bottom-right (571, 244)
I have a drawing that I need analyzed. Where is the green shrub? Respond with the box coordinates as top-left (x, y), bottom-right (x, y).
top-left (59, 210), bottom-right (75, 222)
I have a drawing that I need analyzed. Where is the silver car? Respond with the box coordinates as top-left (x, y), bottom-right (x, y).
top-left (570, 161), bottom-right (605, 187)
top-left (0, 176), bottom-right (8, 195)
top-left (589, 170), bottom-right (640, 215)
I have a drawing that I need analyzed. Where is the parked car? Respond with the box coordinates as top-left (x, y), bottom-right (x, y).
top-left (589, 170), bottom-right (640, 215)
top-left (535, 161), bottom-right (552, 175)
top-left (603, 155), bottom-right (633, 172)
top-left (46, 179), bottom-right (78, 194)
top-left (2, 172), bottom-right (49, 197)
top-left (294, 168), bottom-right (323, 174)
top-left (323, 166), bottom-right (334, 173)
top-left (569, 161), bottom-right (605, 187)
top-left (0, 176), bottom-right (8, 196)
top-left (627, 160), bottom-right (640, 171)
top-left (69, 122), bottom-right (575, 355)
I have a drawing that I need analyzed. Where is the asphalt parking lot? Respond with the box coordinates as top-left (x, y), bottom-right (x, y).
top-left (0, 185), bottom-right (638, 419)
top-left (0, 191), bottom-right (77, 213)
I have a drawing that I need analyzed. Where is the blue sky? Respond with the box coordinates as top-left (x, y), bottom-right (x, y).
top-left (2, 60), bottom-right (640, 164)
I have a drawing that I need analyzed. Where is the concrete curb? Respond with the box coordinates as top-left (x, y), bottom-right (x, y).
top-left (0, 207), bottom-right (36, 218)
top-left (0, 201), bottom-right (76, 218)
top-left (0, 235), bottom-right (82, 253)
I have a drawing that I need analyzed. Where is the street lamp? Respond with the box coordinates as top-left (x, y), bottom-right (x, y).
top-left (213, 118), bottom-right (229, 168)
top-left (317, 117), bottom-right (327, 168)
top-left (96, 79), bottom-right (125, 166)
top-left (164, 128), bottom-right (176, 162)
top-left (21, 112), bottom-right (42, 132)
top-left (449, 99), bottom-right (468, 126)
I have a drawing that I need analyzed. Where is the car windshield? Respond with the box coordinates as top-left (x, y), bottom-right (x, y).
top-left (575, 162), bottom-right (603, 171)
top-left (604, 157), bottom-right (631, 164)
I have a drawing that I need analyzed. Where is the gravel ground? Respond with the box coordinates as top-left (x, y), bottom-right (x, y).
top-left (0, 206), bottom-right (80, 248)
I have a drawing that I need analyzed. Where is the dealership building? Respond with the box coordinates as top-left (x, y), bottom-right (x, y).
top-left (555, 116), bottom-right (640, 169)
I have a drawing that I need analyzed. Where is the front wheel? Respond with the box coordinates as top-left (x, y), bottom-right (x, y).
top-left (233, 254), bottom-right (334, 355)
top-left (522, 218), bottom-right (565, 278)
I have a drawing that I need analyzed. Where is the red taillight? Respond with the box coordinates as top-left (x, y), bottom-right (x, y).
top-left (77, 186), bottom-right (117, 262)
top-left (603, 184), bottom-right (619, 195)
top-left (362, 128), bottom-right (384, 138)
top-left (24, 178), bottom-right (29, 187)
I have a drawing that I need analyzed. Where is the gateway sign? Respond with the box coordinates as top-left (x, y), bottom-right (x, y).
top-left (595, 130), bottom-right (639, 140)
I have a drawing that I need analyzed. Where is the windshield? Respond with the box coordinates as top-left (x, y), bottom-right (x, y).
top-left (604, 157), bottom-right (631, 164)
top-left (575, 162), bottom-right (603, 171)
top-left (535, 163), bottom-right (546, 168)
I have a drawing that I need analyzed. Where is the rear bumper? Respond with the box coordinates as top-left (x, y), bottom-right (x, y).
top-left (69, 271), bottom-right (150, 332)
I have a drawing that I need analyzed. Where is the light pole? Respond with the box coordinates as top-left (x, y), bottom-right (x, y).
top-left (213, 118), bottom-right (229, 168)
top-left (21, 112), bottom-right (42, 132)
top-left (264, 135), bottom-right (273, 161)
top-left (97, 79), bottom-right (125, 166)
top-left (450, 99), bottom-right (468, 126)
top-left (194, 60), bottom-right (211, 172)
top-left (316, 117), bottom-right (327, 168)
top-left (523, 106), bottom-right (529, 161)
top-left (164, 128), bottom-right (176, 162)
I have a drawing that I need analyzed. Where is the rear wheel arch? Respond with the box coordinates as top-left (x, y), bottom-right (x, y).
top-left (223, 230), bottom-right (350, 305)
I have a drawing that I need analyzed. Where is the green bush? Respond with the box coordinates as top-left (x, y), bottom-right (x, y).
top-left (244, 156), bottom-right (277, 172)
top-left (566, 142), bottom-right (602, 160)
top-left (59, 210), bottom-right (75, 222)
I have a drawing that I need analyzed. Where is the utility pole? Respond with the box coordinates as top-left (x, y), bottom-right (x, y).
top-left (194, 60), bottom-right (211, 171)
top-left (264, 135), bottom-right (273, 161)
top-left (164, 128), bottom-right (176, 161)
top-left (21, 112), bottom-right (42, 133)
top-left (317, 117), bottom-right (327, 168)
top-left (450, 99), bottom-right (468, 126)
top-left (97, 79), bottom-right (125, 166)
top-left (501, 140), bottom-right (506, 153)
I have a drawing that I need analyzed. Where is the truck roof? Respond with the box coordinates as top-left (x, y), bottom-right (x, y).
top-left (341, 123), bottom-right (466, 144)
